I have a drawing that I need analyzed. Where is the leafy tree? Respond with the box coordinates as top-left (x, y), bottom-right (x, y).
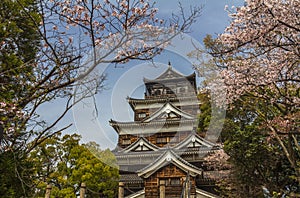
top-left (217, 0), bottom-right (299, 179)
top-left (221, 98), bottom-right (298, 197)
top-left (198, 90), bottom-right (298, 196)
top-left (223, 126), bottom-right (297, 197)
top-left (0, 150), bottom-right (35, 197)
top-left (0, 0), bottom-right (40, 99)
top-left (0, 0), bottom-right (41, 196)
top-left (30, 133), bottom-right (119, 198)
top-left (197, 90), bottom-right (211, 136)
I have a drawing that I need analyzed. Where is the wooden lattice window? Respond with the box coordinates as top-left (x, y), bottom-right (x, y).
top-left (156, 137), bottom-right (168, 143)
top-left (138, 113), bottom-right (146, 118)
top-left (170, 178), bottom-right (181, 186)
top-left (166, 178), bottom-right (181, 186)
top-left (122, 139), bottom-right (131, 145)
top-left (179, 87), bottom-right (186, 93)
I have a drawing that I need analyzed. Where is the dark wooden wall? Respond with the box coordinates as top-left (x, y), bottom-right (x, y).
top-left (144, 164), bottom-right (196, 198)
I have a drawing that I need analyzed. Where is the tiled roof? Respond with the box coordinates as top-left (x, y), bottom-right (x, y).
top-left (142, 102), bottom-right (195, 122)
top-left (120, 137), bottom-right (159, 153)
top-left (174, 131), bottom-right (216, 150)
top-left (143, 64), bottom-right (195, 83)
top-left (127, 96), bottom-right (199, 104)
top-left (120, 174), bottom-right (143, 183)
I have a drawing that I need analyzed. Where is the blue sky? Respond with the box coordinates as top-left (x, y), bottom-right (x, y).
top-left (155, 0), bottom-right (244, 41)
top-left (38, 0), bottom-right (244, 149)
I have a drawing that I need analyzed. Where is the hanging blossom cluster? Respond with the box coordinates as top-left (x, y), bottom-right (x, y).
top-left (204, 147), bottom-right (231, 170)
top-left (0, 102), bottom-right (24, 125)
top-left (0, 101), bottom-right (28, 149)
top-left (268, 112), bottom-right (300, 135)
top-left (214, 0), bottom-right (299, 106)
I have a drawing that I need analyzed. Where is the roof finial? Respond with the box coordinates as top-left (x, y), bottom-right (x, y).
top-left (168, 61), bottom-right (171, 68)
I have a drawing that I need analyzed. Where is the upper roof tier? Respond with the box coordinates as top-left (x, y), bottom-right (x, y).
top-left (143, 62), bottom-right (197, 99)
top-left (127, 96), bottom-right (200, 111)
top-left (143, 62), bottom-right (196, 83)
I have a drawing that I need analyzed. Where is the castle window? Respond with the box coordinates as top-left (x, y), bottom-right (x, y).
top-left (166, 178), bottom-right (181, 186)
top-left (157, 137), bottom-right (168, 143)
top-left (138, 113), bottom-right (146, 118)
top-left (122, 139), bottom-right (131, 145)
top-left (179, 87), bottom-right (186, 93)
top-left (170, 178), bottom-right (181, 186)
top-left (154, 89), bottom-right (161, 95)
top-left (166, 89), bottom-right (173, 94)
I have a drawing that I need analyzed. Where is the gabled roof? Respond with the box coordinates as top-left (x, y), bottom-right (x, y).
top-left (127, 96), bottom-right (200, 111)
top-left (143, 102), bottom-right (195, 122)
top-left (137, 149), bottom-right (202, 178)
top-left (125, 189), bottom-right (145, 198)
top-left (196, 188), bottom-right (220, 198)
top-left (143, 63), bottom-right (196, 83)
top-left (174, 132), bottom-right (215, 150)
top-left (121, 137), bottom-right (159, 153)
top-left (120, 174), bottom-right (143, 183)
top-left (109, 119), bottom-right (196, 135)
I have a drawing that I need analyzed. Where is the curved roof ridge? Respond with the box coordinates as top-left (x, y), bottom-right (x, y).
top-left (142, 101), bottom-right (195, 122)
top-left (143, 64), bottom-right (195, 83)
top-left (137, 149), bottom-right (202, 178)
top-left (174, 131), bottom-right (216, 150)
top-left (127, 96), bottom-right (199, 101)
top-left (110, 119), bottom-right (195, 125)
top-left (120, 137), bottom-right (160, 153)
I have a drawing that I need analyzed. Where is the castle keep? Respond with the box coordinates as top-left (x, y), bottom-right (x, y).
top-left (110, 63), bottom-right (220, 198)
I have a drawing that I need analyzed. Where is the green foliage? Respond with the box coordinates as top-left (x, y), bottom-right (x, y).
top-left (30, 133), bottom-right (119, 198)
top-left (0, 0), bottom-right (40, 103)
top-left (224, 127), bottom-right (295, 197)
top-left (0, 0), bottom-right (41, 196)
top-left (197, 90), bottom-right (299, 197)
top-left (221, 98), bottom-right (300, 196)
top-left (0, 151), bottom-right (35, 197)
top-left (197, 91), bottom-right (211, 136)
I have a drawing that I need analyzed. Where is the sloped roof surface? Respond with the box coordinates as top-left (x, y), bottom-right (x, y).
top-left (143, 102), bottom-right (195, 122)
top-left (120, 137), bottom-right (160, 153)
top-left (137, 149), bottom-right (202, 178)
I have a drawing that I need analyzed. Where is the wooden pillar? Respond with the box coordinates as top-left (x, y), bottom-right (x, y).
top-left (185, 181), bottom-right (189, 198)
top-left (118, 182), bottom-right (124, 198)
top-left (159, 180), bottom-right (165, 198)
top-left (80, 183), bottom-right (86, 198)
top-left (45, 184), bottom-right (52, 198)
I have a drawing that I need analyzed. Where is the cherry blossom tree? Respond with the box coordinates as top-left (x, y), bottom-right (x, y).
top-left (194, 0), bottom-right (299, 188)
top-left (0, 0), bottom-right (200, 151)
top-left (0, 0), bottom-right (201, 195)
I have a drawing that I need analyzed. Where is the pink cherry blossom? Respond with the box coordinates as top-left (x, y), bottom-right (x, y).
top-left (202, 0), bottom-right (300, 179)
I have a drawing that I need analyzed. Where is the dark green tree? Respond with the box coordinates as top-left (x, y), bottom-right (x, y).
top-left (30, 133), bottom-right (119, 198)
top-left (197, 90), bottom-right (299, 197)
top-left (0, 0), bottom-right (40, 196)
top-left (221, 96), bottom-right (298, 197)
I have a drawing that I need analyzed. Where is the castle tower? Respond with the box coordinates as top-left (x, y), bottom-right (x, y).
top-left (110, 63), bottom-right (220, 198)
